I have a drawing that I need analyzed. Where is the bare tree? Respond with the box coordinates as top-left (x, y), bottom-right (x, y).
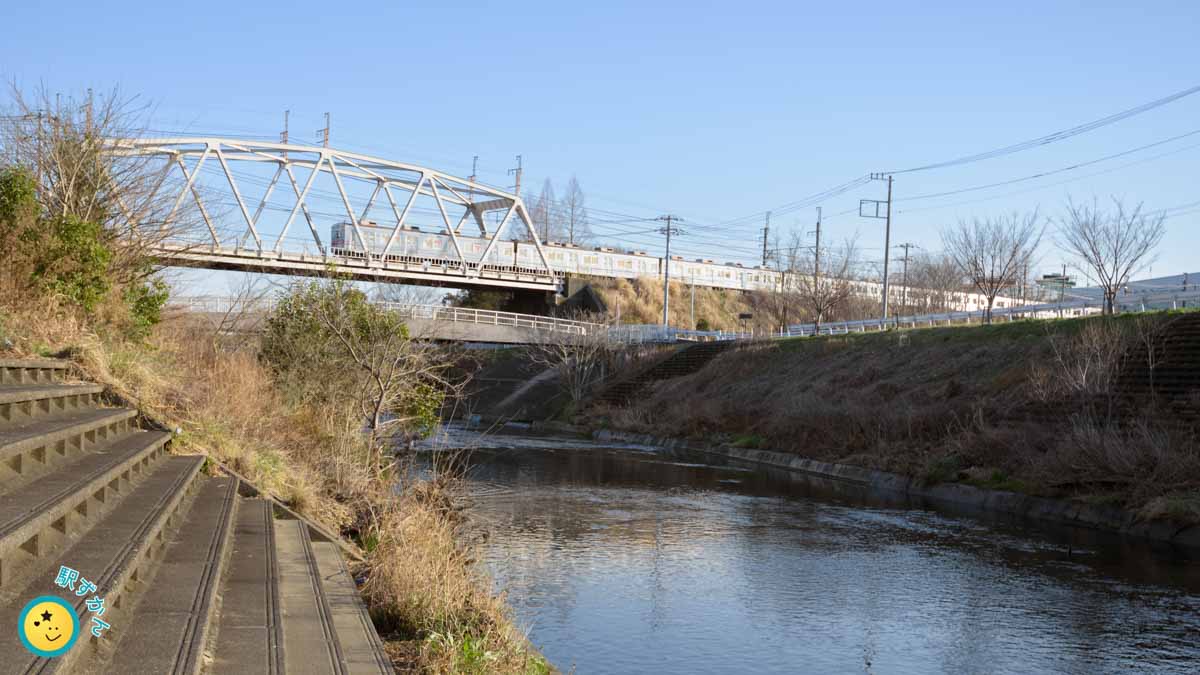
top-left (1056, 197), bottom-right (1166, 315)
top-left (525, 314), bottom-right (618, 409)
top-left (0, 85), bottom-right (202, 286)
top-left (906, 253), bottom-right (965, 313)
top-left (756, 230), bottom-right (804, 331)
top-left (796, 234), bottom-right (858, 331)
top-left (560, 175), bottom-right (590, 245)
top-left (523, 178), bottom-right (561, 242)
top-left (942, 212), bottom-right (1043, 323)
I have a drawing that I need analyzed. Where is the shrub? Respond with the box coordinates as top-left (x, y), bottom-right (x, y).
top-left (123, 278), bottom-right (170, 339)
top-left (261, 278), bottom-right (450, 450)
top-left (35, 215), bottom-right (112, 313)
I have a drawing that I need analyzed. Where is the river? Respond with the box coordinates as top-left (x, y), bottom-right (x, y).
top-left (419, 425), bottom-right (1200, 674)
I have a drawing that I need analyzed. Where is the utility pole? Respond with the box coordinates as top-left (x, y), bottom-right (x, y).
top-left (1060, 262), bottom-right (1067, 317)
top-left (761, 210), bottom-right (771, 267)
top-left (467, 154), bottom-right (479, 207)
top-left (895, 242), bottom-right (918, 315)
top-left (280, 110), bottom-right (289, 159)
top-left (861, 173), bottom-right (894, 323)
top-left (1021, 260), bottom-right (1029, 305)
top-left (34, 111), bottom-right (43, 199)
top-left (882, 174), bottom-right (893, 321)
top-left (507, 155), bottom-right (524, 239)
top-left (507, 155), bottom-right (523, 196)
top-left (690, 272), bottom-right (696, 330)
top-left (813, 206), bottom-right (822, 288)
top-left (85, 88), bottom-right (93, 135)
top-left (317, 112), bottom-right (330, 148)
top-left (656, 215), bottom-right (684, 327)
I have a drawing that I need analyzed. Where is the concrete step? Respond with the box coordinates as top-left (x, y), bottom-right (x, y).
top-left (600, 342), bottom-right (733, 405)
top-left (0, 455), bottom-right (204, 674)
top-left (309, 540), bottom-right (391, 674)
top-left (276, 518), bottom-right (347, 674)
top-left (0, 430), bottom-right (172, 590)
top-left (210, 499), bottom-right (285, 674)
top-left (0, 384), bottom-right (106, 430)
top-left (0, 359), bottom-right (73, 386)
top-left (0, 408), bottom-right (139, 491)
top-left (98, 476), bottom-right (239, 675)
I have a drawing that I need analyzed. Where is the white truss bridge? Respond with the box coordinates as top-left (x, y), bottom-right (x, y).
top-left (108, 137), bottom-right (561, 291)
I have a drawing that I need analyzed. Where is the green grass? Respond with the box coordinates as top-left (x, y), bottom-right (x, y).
top-left (920, 454), bottom-right (962, 485)
top-left (963, 469), bottom-right (1031, 494)
top-left (731, 434), bottom-right (766, 449)
top-left (775, 308), bottom-right (1190, 354)
top-left (1139, 493), bottom-right (1200, 525)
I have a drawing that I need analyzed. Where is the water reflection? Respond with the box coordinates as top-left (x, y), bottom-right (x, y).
top-left (419, 427), bottom-right (1200, 674)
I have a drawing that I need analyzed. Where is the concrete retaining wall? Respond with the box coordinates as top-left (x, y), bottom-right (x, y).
top-left (592, 429), bottom-right (1200, 551)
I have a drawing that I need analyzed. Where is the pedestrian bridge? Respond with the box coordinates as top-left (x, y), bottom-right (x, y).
top-left (171, 296), bottom-right (604, 345)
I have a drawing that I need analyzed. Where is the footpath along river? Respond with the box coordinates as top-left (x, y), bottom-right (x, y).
top-left (419, 425), bottom-right (1200, 674)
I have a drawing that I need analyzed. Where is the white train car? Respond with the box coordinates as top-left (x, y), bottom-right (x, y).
top-left (328, 221), bottom-right (1020, 311)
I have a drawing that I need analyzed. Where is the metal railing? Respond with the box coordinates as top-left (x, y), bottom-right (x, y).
top-left (169, 296), bottom-right (602, 337)
top-left (780, 286), bottom-right (1200, 338)
top-left (170, 283), bottom-right (1200, 346)
top-left (374, 302), bottom-right (601, 336)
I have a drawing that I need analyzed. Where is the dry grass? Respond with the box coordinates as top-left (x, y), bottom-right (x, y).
top-left (597, 315), bottom-right (1200, 521)
top-left (0, 299), bottom-right (547, 673)
top-left (363, 471), bottom-right (550, 674)
top-left (587, 276), bottom-right (755, 331)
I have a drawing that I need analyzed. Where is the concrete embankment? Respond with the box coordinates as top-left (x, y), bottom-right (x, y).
top-left (592, 428), bottom-right (1200, 551)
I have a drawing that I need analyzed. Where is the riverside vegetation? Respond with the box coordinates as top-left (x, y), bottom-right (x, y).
top-left (592, 314), bottom-right (1200, 528)
top-left (0, 92), bottom-right (549, 673)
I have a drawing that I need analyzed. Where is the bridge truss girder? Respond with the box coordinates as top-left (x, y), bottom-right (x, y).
top-left (106, 137), bottom-right (558, 290)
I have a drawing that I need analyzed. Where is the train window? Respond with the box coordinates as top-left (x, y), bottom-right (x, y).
top-left (584, 255), bottom-right (598, 265)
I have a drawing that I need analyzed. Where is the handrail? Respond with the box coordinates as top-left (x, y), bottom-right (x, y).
top-left (169, 296), bottom-right (604, 337)
top-left (169, 284), bottom-right (1200, 346)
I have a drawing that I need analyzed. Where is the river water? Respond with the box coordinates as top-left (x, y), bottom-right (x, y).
top-left (420, 426), bottom-right (1200, 674)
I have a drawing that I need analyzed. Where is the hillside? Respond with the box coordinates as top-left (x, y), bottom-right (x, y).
top-left (593, 312), bottom-right (1200, 524)
top-left (583, 276), bottom-right (756, 331)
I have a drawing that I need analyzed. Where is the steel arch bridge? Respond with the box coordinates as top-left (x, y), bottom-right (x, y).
top-left (107, 137), bottom-right (559, 291)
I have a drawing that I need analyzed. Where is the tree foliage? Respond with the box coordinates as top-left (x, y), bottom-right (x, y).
top-left (1, 166), bottom-right (113, 313)
top-left (1, 86), bottom-right (175, 337)
top-left (261, 278), bottom-right (452, 458)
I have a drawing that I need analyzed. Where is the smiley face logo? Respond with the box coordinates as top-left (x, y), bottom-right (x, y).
top-left (18, 595), bottom-right (79, 658)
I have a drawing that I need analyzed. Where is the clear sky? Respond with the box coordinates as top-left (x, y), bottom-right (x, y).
top-left (3, 0), bottom-right (1197, 291)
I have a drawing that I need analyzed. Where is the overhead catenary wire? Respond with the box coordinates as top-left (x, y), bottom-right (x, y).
top-left (883, 83), bottom-right (1200, 174)
top-left (154, 81), bottom-right (1200, 276)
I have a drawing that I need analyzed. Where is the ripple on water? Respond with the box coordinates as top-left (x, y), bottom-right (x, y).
top-left (424, 434), bottom-right (1200, 675)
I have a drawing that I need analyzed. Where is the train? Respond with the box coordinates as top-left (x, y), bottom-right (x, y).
top-left (329, 220), bottom-right (1024, 313)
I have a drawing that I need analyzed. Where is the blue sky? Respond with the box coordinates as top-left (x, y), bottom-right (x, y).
top-left (4, 0), bottom-right (1198, 289)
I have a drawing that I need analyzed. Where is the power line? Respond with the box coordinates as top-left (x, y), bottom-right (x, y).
top-left (895, 137), bottom-right (1200, 216)
top-left (885, 83), bottom-right (1200, 174)
top-left (898, 127), bottom-right (1200, 203)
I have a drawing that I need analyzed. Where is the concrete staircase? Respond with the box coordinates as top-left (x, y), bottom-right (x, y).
top-left (598, 341), bottom-right (733, 406)
top-left (1116, 312), bottom-right (1200, 426)
top-left (0, 359), bottom-right (391, 674)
